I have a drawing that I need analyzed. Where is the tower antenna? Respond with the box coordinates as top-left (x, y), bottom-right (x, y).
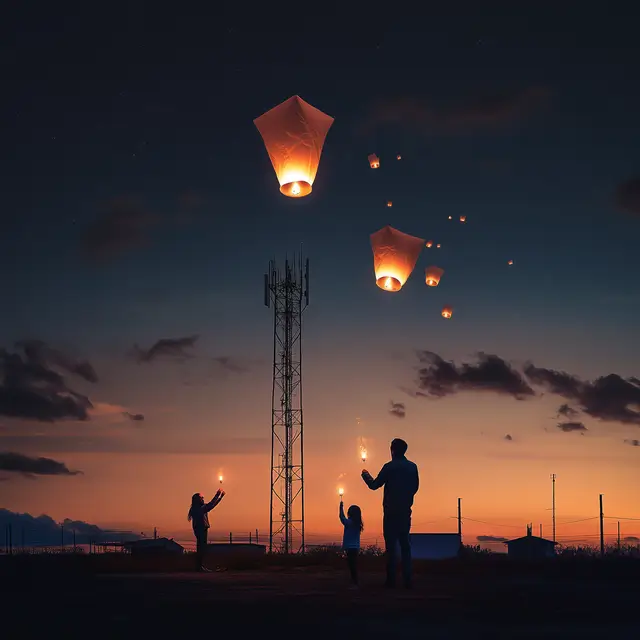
top-left (264, 252), bottom-right (309, 553)
top-left (550, 473), bottom-right (556, 542)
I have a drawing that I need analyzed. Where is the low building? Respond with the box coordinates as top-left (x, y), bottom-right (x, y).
top-left (409, 533), bottom-right (461, 560)
top-left (505, 531), bottom-right (557, 560)
top-left (124, 538), bottom-right (184, 555)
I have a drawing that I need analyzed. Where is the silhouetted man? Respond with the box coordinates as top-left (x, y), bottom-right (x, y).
top-left (362, 438), bottom-right (419, 588)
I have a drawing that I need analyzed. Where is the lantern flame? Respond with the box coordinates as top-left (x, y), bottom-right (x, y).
top-left (425, 265), bottom-right (444, 287)
top-left (338, 487), bottom-right (344, 496)
top-left (370, 225), bottom-right (425, 292)
top-left (360, 446), bottom-right (367, 463)
top-left (254, 95), bottom-right (334, 198)
top-left (368, 153), bottom-right (380, 169)
top-left (442, 306), bottom-right (453, 319)
top-left (219, 475), bottom-right (223, 484)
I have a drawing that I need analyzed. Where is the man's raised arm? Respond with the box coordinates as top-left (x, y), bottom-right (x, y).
top-left (362, 464), bottom-right (388, 490)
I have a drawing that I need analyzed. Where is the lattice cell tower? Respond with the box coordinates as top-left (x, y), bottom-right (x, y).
top-left (264, 254), bottom-right (309, 554)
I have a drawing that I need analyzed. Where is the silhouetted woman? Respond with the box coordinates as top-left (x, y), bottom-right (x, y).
top-left (188, 489), bottom-right (225, 572)
top-left (339, 499), bottom-right (363, 588)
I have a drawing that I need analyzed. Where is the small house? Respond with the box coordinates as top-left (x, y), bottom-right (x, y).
top-left (124, 537), bottom-right (184, 555)
top-left (505, 528), bottom-right (557, 560)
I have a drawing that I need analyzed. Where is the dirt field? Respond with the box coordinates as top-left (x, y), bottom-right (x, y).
top-left (3, 561), bottom-right (639, 638)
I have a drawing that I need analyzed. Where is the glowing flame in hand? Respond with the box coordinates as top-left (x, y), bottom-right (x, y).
top-left (338, 487), bottom-right (344, 496)
top-left (219, 475), bottom-right (223, 484)
top-left (360, 446), bottom-right (367, 463)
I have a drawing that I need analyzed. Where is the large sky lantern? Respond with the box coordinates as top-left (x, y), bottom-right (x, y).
top-left (253, 95), bottom-right (334, 198)
top-left (425, 265), bottom-right (445, 287)
top-left (368, 153), bottom-right (380, 169)
top-left (426, 240), bottom-right (433, 248)
top-left (370, 225), bottom-right (425, 292)
top-left (442, 305), bottom-right (453, 319)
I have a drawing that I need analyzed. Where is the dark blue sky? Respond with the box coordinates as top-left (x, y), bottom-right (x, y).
top-left (2, 6), bottom-right (640, 362)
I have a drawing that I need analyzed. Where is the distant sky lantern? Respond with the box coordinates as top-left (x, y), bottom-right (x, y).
top-left (396, 154), bottom-right (402, 160)
top-left (254, 95), bottom-right (334, 198)
top-left (508, 259), bottom-right (514, 266)
top-left (460, 215), bottom-right (467, 222)
top-left (448, 216), bottom-right (452, 220)
top-left (426, 241), bottom-right (433, 248)
top-left (387, 201), bottom-right (393, 207)
top-left (370, 225), bottom-right (425, 292)
top-left (442, 305), bottom-right (453, 319)
top-left (368, 153), bottom-right (380, 169)
top-left (425, 265), bottom-right (445, 287)
top-left (436, 243), bottom-right (441, 248)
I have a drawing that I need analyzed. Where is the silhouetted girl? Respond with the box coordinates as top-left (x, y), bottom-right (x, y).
top-left (188, 489), bottom-right (225, 572)
top-left (339, 499), bottom-right (363, 587)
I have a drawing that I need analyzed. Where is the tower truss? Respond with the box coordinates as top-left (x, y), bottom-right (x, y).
top-left (264, 254), bottom-right (309, 554)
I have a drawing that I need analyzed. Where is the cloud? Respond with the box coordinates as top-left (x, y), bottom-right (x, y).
top-left (0, 451), bottom-right (81, 477)
top-left (389, 401), bottom-right (406, 418)
top-left (0, 342), bottom-right (96, 421)
top-left (557, 403), bottom-right (579, 419)
top-left (614, 176), bottom-right (640, 216)
top-left (123, 411), bottom-right (144, 422)
top-left (556, 421), bottom-right (587, 433)
top-left (624, 439), bottom-right (640, 447)
top-left (414, 351), bottom-right (535, 400)
top-left (0, 509), bottom-right (140, 545)
top-left (504, 434), bottom-right (513, 441)
top-left (211, 356), bottom-right (251, 374)
top-left (624, 536), bottom-right (639, 542)
top-left (525, 363), bottom-right (640, 425)
top-left (476, 535), bottom-right (509, 543)
top-left (132, 335), bottom-right (199, 363)
top-left (81, 197), bottom-right (159, 261)
top-left (361, 86), bottom-right (550, 136)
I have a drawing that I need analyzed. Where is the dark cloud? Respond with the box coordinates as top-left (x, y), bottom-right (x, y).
top-left (389, 401), bottom-right (406, 418)
top-left (504, 434), bottom-right (513, 441)
top-left (212, 356), bottom-right (251, 374)
top-left (525, 363), bottom-right (640, 426)
top-left (624, 439), bottom-right (640, 447)
top-left (477, 535), bottom-right (509, 543)
top-left (614, 176), bottom-right (640, 216)
top-left (415, 351), bottom-right (535, 400)
top-left (624, 536), bottom-right (639, 542)
top-left (557, 403), bottom-right (579, 419)
top-left (132, 335), bottom-right (199, 363)
top-left (81, 197), bottom-right (159, 261)
top-left (0, 451), bottom-right (81, 476)
top-left (0, 509), bottom-right (140, 545)
top-left (556, 421), bottom-right (587, 433)
top-left (0, 342), bottom-right (95, 421)
top-left (123, 412), bottom-right (145, 422)
top-left (362, 86), bottom-right (550, 136)
top-left (15, 340), bottom-right (98, 383)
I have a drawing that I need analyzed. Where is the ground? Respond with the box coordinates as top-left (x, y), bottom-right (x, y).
top-left (3, 562), bottom-right (639, 638)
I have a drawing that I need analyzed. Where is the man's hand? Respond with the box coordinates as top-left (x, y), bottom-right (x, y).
top-left (218, 490), bottom-right (226, 499)
top-left (362, 469), bottom-right (371, 479)
top-left (215, 488), bottom-right (222, 497)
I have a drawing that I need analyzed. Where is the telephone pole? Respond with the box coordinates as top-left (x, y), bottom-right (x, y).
top-left (599, 494), bottom-right (605, 557)
top-left (550, 473), bottom-right (556, 543)
top-left (457, 498), bottom-right (462, 541)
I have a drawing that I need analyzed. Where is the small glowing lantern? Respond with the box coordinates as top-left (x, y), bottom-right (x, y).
top-left (442, 306), bottom-right (453, 319)
top-left (460, 215), bottom-right (466, 222)
top-left (368, 153), bottom-right (380, 169)
top-left (426, 241), bottom-right (433, 248)
top-left (436, 243), bottom-right (441, 248)
top-left (254, 95), bottom-right (334, 198)
top-left (387, 201), bottom-right (393, 207)
top-left (360, 446), bottom-right (367, 464)
top-left (508, 260), bottom-right (514, 266)
top-left (218, 475), bottom-right (223, 484)
top-left (448, 216), bottom-right (452, 220)
top-left (396, 154), bottom-right (402, 160)
top-left (425, 265), bottom-right (444, 287)
top-left (370, 225), bottom-right (425, 292)
top-left (338, 487), bottom-right (344, 497)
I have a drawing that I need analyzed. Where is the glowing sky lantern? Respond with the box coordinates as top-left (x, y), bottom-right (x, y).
top-left (442, 305), bottom-right (453, 319)
top-left (254, 95), bottom-right (334, 198)
top-left (396, 154), bottom-right (402, 160)
top-left (425, 265), bottom-right (445, 287)
top-left (360, 446), bottom-right (367, 463)
top-left (218, 474), bottom-right (224, 484)
top-left (370, 225), bottom-right (425, 292)
top-left (338, 487), bottom-right (344, 497)
top-left (387, 201), bottom-right (393, 207)
top-left (448, 216), bottom-right (452, 220)
top-left (460, 215), bottom-right (467, 222)
top-left (508, 259), bottom-right (514, 266)
top-left (426, 240), bottom-right (433, 248)
top-left (436, 243), bottom-right (441, 248)
top-left (368, 153), bottom-right (380, 169)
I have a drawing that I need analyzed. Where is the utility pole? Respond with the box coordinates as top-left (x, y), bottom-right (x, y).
top-left (539, 524), bottom-right (542, 537)
top-left (617, 521), bottom-right (621, 551)
top-left (60, 523), bottom-right (64, 551)
top-left (599, 494), bottom-right (605, 557)
top-left (457, 498), bottom-right (462, 542)
top-left (550, 473), bottom-right (556, 543)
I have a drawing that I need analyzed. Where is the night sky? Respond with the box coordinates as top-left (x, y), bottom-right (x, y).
top-left (1, 6), bottom-right (640, 549)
